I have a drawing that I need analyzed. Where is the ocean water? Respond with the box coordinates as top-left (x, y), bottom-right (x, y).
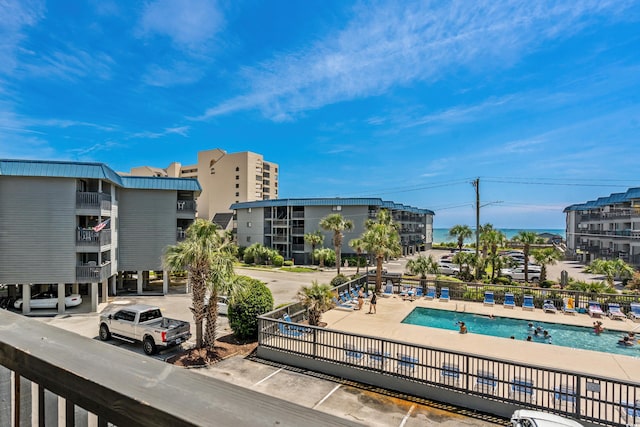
top-left (433, 228), bottom-right (565, 244)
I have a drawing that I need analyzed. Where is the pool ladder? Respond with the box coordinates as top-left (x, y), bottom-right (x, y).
top-left (455, 303), bottom-right (466, 312)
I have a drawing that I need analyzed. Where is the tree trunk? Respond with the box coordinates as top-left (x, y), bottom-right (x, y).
top-left (191, 275), bottom-right (207, 349)
top-left (356, 251), bottom-right (361, 275)
top-left (335, 245), bottom-right (341, 275)
top-left (376, 255), bottom-right (383, 293)
top-left (204, 288), bottom-right (218, 350)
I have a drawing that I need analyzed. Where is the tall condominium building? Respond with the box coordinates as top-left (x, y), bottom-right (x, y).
top-left (0, 159), bottom-right (200, 313)
top-left (231, 198), bottom-right (434, 264)
top-left (130, 148), bottom-right (278, 228)
top-left (564, 187), bottom-right (640, 267)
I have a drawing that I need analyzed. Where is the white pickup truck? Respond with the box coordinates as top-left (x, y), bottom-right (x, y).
top-left (500, 266), bottom-right (541, 282)
top-left (98, 304), bottom-right (191, 355)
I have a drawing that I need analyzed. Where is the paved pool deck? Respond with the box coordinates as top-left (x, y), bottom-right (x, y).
top-left (322, 295), bottom-right (640, 382)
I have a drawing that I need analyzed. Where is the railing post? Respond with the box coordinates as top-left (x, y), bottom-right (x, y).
top-left (574, 374), bottom-right (581, 418)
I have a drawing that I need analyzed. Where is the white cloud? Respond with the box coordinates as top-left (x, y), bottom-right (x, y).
top-left (0, 0), bottom-right (44, 75)
top-left (198, 0), bottom-right (634, 121)
top-left (130, 125), bottom-right (190, 139)
top-left (69, 140), bottom-right (123, 157)
top-left (23, 47), bottom-right (114, 81)
top-left (137, 0), bottom-right (223, 51)
top-left (142, 62), bottom-right (205, 87)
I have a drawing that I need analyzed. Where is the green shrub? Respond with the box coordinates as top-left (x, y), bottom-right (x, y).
top-left (243, 251), bottom-right (254, 264)
top-left (228, 277), bottom-right (274, 339)
top-left (325, 250), bottom-right (336, 267)
top-left (273, 255), bottom-right (284, 267)
top-left (494, 277), bottom-right (511, 286)
top-left (539, 280), bottom-right (556, 288)
top-left (283, 260), bottom-right (294, 267)
top-left (330, 274), bottom-right (350, 287)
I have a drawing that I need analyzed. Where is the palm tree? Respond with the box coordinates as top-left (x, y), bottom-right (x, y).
top-left (406, 254), bottom-right (439, 292)
top-left (452, 251), bottom-right (476, 281)
top-left (163, 219), bottom-right (237, 350)
top-left (361, 209), bottom-right (401, 293)
top-left (319, 213), bottom-right (354, 275)
top-left (313, 247), bottom-right (332, 268)
top-left (584, 258), bottom-right (635, 287)
top-left (478, 223), bottom-right (495, 259)
top-left (484, 229), bottom-right (506, 281)
top-left (531, 247), bottom-right (563, 282)
top-left (512, 231), bottom-right (538, 283)
top-left (297, 281), bottom-right (334, 326)
top-left (448, 224), bottom-right (473, 252)
top-left (304, 231), bottom-right (324, 265)
top-left (348, 237), bottom-right (366, 274)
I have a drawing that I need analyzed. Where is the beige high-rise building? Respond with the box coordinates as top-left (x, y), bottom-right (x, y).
top-left (130, 148), bottom-right (278, 228)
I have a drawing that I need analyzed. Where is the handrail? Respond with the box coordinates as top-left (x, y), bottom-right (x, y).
top-left (0, 310), bottom-right (358, 427)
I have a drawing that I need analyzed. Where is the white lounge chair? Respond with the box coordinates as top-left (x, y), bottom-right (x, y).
top-left (629, 303), bottom-right (640, 322)
top-left (588, 301), bottom-right (604, 318)
top-left (562, 297), bottom-right (576, 315)
top-left (607, 303), bottom-right (626, 320)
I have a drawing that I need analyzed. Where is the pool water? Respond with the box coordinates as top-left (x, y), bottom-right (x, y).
top-left (402, 307), bottom-right (640, 357)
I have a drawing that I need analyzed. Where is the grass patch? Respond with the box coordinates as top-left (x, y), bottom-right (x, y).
top-left (280, 267), bottom-right (317, 273)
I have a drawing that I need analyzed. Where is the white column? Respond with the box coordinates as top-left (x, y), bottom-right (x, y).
top-left (101, 279), bottom-right (108, 303)
top-left (163, 270), bottom-right (169, 295)
top-left (10, 371), bottom-right (16, 427)
top-left (31, 382), bottom-right (38, 427)
top-left (137, 271), bottom-right (143, 294)
top-left (22, 284), bottom-right (31, 315)
top-left (90, 282), bottom-right (98, 312)
top-left (110, 275), bottom-right (116, 296)
top-left (57, 283), bottom-right (65, 314)
top-left (58, 396), bottom-right (66, 426)
top-left (72, 283), bottom-right (79, 294)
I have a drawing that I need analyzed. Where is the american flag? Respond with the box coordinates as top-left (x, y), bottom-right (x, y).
top-left (92, 218), bottom-right (111, 232)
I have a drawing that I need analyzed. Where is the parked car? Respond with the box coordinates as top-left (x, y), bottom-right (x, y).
top-left (98, 304), bottom-right (191, 355)
top-left (510, 409), bottom-right (583, 426)
top-left (500, 267), bottom-right (541, 282)
top-left (438, 263), bottom-right (460, 276)
top-left (14, 291), bottom-right (82, 310)
top-left (217, 296), bottom-right (229, 315)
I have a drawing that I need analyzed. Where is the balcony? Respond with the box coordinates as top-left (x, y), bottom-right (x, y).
top-left (76, 229), bottom-right (111, 246)
top-left (76, 261), bottom-right (111, 282)
top-left (76, 192), bottom-right (111, 211)
top-left (291, 227), bottom-right (304, 235)
top-left (176, 200), bottom-right (196, 213)
top-left (177, 228), bottom-right (187, 241)
top-left (272, 236), bottom-right (288, 243)
top-left (292, 211), bottom-right (304, 219)
top-left (272, 219), bottom-right (288, 227)
top-left (0, 311), bottom-right (343, 427)
top-left (292, 244), bottom-right (304, 251)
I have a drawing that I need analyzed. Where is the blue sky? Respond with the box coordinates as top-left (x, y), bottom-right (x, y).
top-left (1, 1), bottom-right (639, 229)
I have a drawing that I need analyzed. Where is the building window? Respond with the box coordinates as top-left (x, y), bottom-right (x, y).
top-left (247, 236), bottom-right (251, 242)
top-left (235, 167), bottom-right (240, 171)
top-left (235, 183), bottom-right (239, 188)
top-left (247, 222), bottom-right (252, 227)
top-left (235, 192), bottom-right (239, 197)
top-left (333, 206), bottom-right (342, 211)
top-left (236, 175), bottom-right (239, 180)
top-left (248, 208), bottom-right (251, 213)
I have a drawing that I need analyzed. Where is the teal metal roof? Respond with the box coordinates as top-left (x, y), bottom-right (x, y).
top-left (120, 176), bottom-right (201, 192)
top-left (564, 187), bottom-right (640, 211)
top-left (0, 159), bottom-right (200, 192)
top-left (230, 198), bottom-right (434, 215)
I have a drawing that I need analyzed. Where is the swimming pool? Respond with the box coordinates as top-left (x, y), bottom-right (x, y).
top-left (402, 307), bottom-right (640, 357)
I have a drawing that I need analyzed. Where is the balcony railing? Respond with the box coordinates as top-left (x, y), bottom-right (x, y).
top-left (0, 311), bottom-right (350, 427)
top-left (76, 229), bottom-right (111, 246)
top-left (574, 229), bottom-right (640, 239)
top-left (292, 244), bottom-right (304, 251)
top-left (177, 228), bottom-right (187, 241)
top-left (76, 261), bottom-right (111, 282)
top-left (292, 227), bottom-right (304, 234)
top-left (272, 236), bottom-right (288, 243)
top-left (272, 219), bottom-right (288, 227)
top-left (578, 209), bottom-right (640, 221)
top-left (76, 192), bottom-right (111, 211)
top-left (176, 200), bottom-right (196, 213)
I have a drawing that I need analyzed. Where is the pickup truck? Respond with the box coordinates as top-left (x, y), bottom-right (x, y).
top-left (98, 304), bottom-right (192, 355)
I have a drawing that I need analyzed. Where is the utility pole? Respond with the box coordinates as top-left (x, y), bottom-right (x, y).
top-left (473, 178), bottom-right (480, 279)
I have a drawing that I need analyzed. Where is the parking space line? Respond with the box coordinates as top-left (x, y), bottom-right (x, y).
top-left (253, 367), bottom-right (283, 386)
top-left (313, 384), bottom-right (341, 409)
top-left (399, 404), bottom-right (416, 427)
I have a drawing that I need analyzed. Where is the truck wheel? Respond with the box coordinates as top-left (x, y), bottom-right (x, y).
top-left (99, 324), bottom-right (111, 341)
top-left (143, 337), bottom-right (157, 355)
